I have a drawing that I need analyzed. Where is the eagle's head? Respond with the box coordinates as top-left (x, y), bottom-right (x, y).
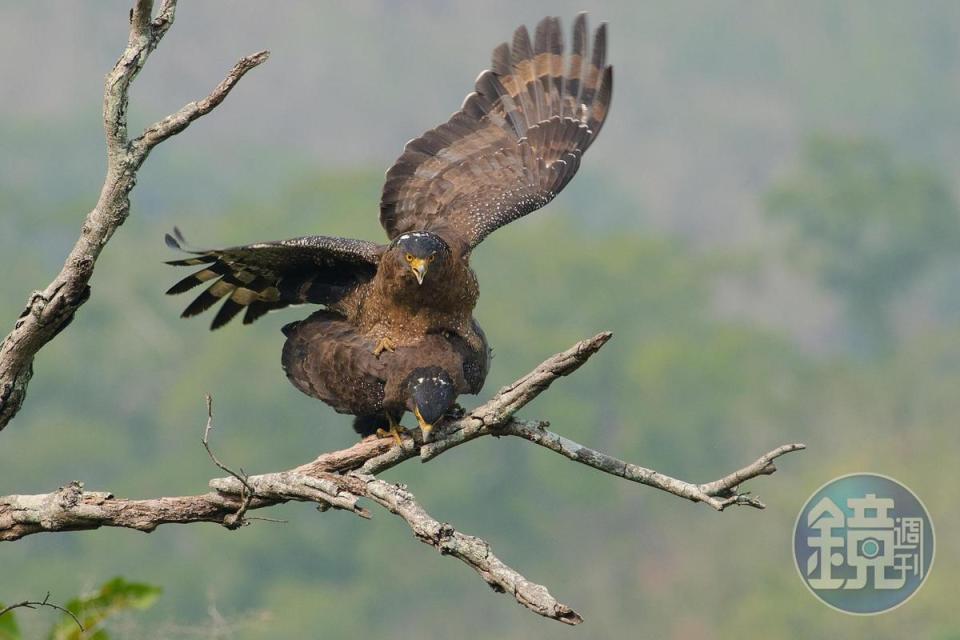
top-left (389, 231), bottom-right (451, 286)
top-left (404, 366), bottom-right (456, 442)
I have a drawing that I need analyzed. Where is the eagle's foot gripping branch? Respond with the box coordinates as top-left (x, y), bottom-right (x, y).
top-left (376, 413), bottom-right (409, 447)
top-left (372, 336), bottom-right (397, 357)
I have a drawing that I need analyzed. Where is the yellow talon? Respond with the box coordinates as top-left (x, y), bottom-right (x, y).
top-left (376, 413), bottom-right (406, 447)
top-left (373, 337), bottom-right (397, 357)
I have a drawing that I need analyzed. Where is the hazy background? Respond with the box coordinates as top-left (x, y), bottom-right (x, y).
top-left (2, 2), bottom-right (959, 638)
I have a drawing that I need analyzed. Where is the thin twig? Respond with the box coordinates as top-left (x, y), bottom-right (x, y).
top-left (699, 442), bottom-right (806, 508)
top-left (131, 50), bottom-right (271, 160)
top-left (0, 592), bottom-right (83, 632)
top-left (202, 395), bottom-right (253, 528)
top-left (246, 516), bottom-right (289, 524)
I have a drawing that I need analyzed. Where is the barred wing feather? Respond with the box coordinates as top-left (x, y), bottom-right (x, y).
top-left (164, 228), bottom-right (382, 329)
top-left (380, 14), bottom-right (612, 249)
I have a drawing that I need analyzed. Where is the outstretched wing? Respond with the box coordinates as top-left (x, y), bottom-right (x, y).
top-left (380, 13), bottom-right (612, 249)
top-left (164, 228), bottom-right (383, 330)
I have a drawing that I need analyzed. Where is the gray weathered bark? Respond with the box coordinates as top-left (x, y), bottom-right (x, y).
top-left (0, 333), bottom-right (805, 624)
top-left (0, 0), bottom-right (268, 430)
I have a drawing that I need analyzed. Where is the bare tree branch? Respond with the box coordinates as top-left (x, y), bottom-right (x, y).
top-left (131, 50), bottom-right (270, 159)
top-left (296, 331), bottom-right (803, 512)
top-left (0, 591), bottom-right (83, 632)
top-left (0, 474), bottom-right (368, 543)
top-left (0, 334), bottom-right (805, 624)
top-left (358, 475), bottom-right (584, 625)
top-left (343, 331), bottom-right (616, 476)
top-left (0, 0), bottom-right (268, 430)
top-left (427, 419), bottom-right (805, 511)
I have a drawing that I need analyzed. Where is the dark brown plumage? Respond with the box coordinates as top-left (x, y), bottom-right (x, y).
top-left (281, 311), bottom-right (490, 440)
top-left (165, 14), bottom-right (611, 436)
top-left (380, 13), bottom-right (611, 247)
top-left (165, 228), bottom-right (381, 329)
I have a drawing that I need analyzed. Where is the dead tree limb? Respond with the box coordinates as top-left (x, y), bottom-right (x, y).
top-left (426, 420), bottom-right (804, 510)
top-left (0, 334), bottom-right (805, 624)
top-left (359, 475), bottom-right (584, 625)
top-left (0, 0), bottom-right (268, 430)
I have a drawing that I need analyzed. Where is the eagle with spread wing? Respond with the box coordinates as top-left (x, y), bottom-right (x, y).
top-left (166, 14), bottom-right (612, 440)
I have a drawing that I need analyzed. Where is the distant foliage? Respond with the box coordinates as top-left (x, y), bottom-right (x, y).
top-left (766, 134), bottom-right (960, 353)
top-left (0, 578), bottom-right (160, 640)
top-left (0, 606), bottom-right (19, 640)
top-left (4, 168), bottom-right (959, 638)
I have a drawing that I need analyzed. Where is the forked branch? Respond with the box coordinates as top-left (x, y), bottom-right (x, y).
top-left (0, 0), bottom-right (268, 430)
top-left (0, 333), bottom-right (805, 624)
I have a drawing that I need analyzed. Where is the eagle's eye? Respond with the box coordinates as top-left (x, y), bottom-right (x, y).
top-left (428, 254), bottom-right (436, 263)
top-left (405, 253), bottom-right (414, 263)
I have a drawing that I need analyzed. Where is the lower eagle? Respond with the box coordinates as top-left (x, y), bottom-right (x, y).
top-left (165, 14), bottom-right (612, 440)
top-left (281, 312), bottom-right (489, 443)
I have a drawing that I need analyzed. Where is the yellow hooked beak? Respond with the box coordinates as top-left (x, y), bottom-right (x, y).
top-left (414, 405), bottom-right (433, 442)
top-left (409, 257), bottom-right (428, 285)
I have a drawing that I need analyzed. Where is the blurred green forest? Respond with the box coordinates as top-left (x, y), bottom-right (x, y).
top-left (2, 2), bottom-right (960, 639)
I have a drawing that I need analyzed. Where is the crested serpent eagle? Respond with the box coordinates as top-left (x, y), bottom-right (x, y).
top-left (281, 311), bottom-right (489, 442)
top-left (166, 14), bottom-right (612, 440)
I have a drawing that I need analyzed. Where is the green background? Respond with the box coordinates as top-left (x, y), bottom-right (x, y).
top-left (1, 2), bottom-right (958, 638)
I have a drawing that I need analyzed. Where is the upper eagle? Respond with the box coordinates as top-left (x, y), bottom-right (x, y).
top-left (166, 13), bottom-right (612, 355)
